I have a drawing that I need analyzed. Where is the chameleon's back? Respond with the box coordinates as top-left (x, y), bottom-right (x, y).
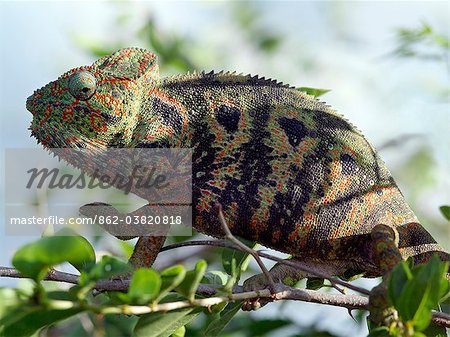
top-left (157, 73), bottom-right (420, 255)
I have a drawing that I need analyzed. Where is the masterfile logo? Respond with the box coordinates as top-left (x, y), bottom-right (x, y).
top-left (4, 148), bottom-right (193, 237)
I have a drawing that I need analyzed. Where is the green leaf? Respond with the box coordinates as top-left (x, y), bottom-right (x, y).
top-left (297, 87), bottom-right (331, 97)
top-left (202, 271), bottom-right (229, 286)
top-left (222, 239), bottom-right (255, 282)
top-left (133, 308), bottom-right (201, 337)
top-left (412, 332), bottom-right (426, 337)
top-left (367, 326), bottom-right (390, 337)
top-left (306, 278), bottom-right (324, 290)
top-left (176, 260), bottom-right (207, 302)
top-left (83, 256), bottom-right (131, 284)
top-left (12, 232), bottom-right (95, 281)
top-left (388, 261), bottom-right (412, 308)
top-left (439, 205), bottom-right (450, 221)
top-left (156, 265), bottom-right (186, 303)
top-left (171, 326), bottom-right (185, 337)
top-left (422, 322), bottom-right (448, 337)
top-left (395, 255), bottom-right (446, 330)
top-left (204, 301), bottom-right (243, 337)
top-left (0, 288), bottom-right (24, 316)
top-left (128, 268), bottom-right (161, 303)
top-left (247, 319), bottom-right (294, 336)
top-left (0, 306), bottom-right (82, 337)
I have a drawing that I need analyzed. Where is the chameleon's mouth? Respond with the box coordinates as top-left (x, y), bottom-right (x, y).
top-left (26, 85), bottom-right (45, 116)
top-left (26, 94), bottom-right (35, 115)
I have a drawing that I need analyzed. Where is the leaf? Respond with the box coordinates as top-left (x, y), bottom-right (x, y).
top-left (367, 326), bottom-right (390, 337)
top-left (171, 326), bottom-right (185, 337)
top-left (202, 271), bottom-right (229, 286)
top-left (155, 265), bottom-right (186, 303)
top-left (12, 232), bottom-right (95, 281)
top-left (222, 239), bottom-right (255, 282)
top-left (0, 288), bottom-right (24, 316)
top-left (247, 319), bottom-right (294, 336)
top-left (204, 301), bottom-right (243, 337)
top-left (83, 256), bottom-right (131, 284)
top-left (388, 261), bottom-right (412, 308)
top-left (133, 308), bottom-right (201, 337)
top-left (412, 332), bottom-right (426, 337)
top-left (0, 307), bottom-right (82, 337)
top-left (128, 268), bottom-right (161, 304)
top-left (306, 278), bottom-right (325, 290)
top-left (439, 205), bottom-right (450, 221)
top-left (176, 260), bottom-right (207, 302)
top-left (297, 87), bottom-right (331, 97)
top-left (395, 255), bottom-right (446, 330)
top-left (422, 322), bottom-right (448, 337)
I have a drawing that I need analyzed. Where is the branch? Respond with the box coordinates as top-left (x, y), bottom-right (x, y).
top-left (1, 266), bottom-right (449, 327)
top-left (48, 284), bottom-right (368, 315)
top-left (160, 239), bottom-right (371, 295)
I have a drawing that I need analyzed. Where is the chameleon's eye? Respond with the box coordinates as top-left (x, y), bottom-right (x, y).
top-left (68, 71), bottom-right (96, 101)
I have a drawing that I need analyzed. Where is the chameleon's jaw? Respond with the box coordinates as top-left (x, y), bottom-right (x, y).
top-left (26, 95), bottom-right (33, 114)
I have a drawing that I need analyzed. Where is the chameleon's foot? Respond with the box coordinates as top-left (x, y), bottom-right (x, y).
top-left (371, 224), bottom-right (402, 274)
top-left (79, 202), bottom-right (136, 240)
top-left (242, 262), bottom-right (306, 311)
top-left (242, 273), bottom-right (275, 311)
top-left (79, 202), bottom-right (118, 217)
top-left (368, 281), bottom-right (397, 327)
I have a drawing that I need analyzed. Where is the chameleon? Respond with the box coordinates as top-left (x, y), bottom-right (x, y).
top-left (26, 47), bottom-right (450, 296)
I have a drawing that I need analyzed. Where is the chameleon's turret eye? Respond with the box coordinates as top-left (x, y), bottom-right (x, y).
top-left (68, 71), bottom-right (96, 100)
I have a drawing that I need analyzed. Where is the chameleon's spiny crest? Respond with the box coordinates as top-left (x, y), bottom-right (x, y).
top-left (27, 47), bottom-right (449, 280)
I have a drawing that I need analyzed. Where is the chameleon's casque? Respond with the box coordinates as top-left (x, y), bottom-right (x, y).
top-left (27, 48), bottom-right (449, 280)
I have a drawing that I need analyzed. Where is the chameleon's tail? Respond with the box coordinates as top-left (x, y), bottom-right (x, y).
top-left (397, 222), bottom-right (450, 266)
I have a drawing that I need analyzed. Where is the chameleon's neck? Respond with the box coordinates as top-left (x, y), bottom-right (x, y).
top-left (130, 93), bottom-right (194, 148)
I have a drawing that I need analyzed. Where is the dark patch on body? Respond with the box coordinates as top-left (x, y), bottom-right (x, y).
top-left (107, 132), bottom-right (126, 147)
top-left (214, 105), bottom-right (241, 133)
top-left (312, 109), bottom-right (353, 132)
top-left (397, 223), bottom-right (437, 249)
top-left (340, 153), bottom-right (358, 175)
top-left (153, 97), bottom-right (183, 133)
top-left (136, 139), bottom-right (171, 148)
top-left (278, 117), bottom-right (308, 147)
top-left (221, 105), bottom-right (275, 239)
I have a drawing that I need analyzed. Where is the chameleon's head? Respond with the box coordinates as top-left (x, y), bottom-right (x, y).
top-left (27, 48), bottom-right (159, 150)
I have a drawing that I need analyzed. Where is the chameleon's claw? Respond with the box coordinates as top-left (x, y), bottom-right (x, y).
top-left (242, 298), bottom-right (264, 311)
top-left (79, 202), bottom-right (118, 218)
top-left (242, 274), bottom-right (275, 311)
top-left (79, 202), bottom-right (136, 240)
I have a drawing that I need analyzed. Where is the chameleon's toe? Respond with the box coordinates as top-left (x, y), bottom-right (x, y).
top-left (242, 298), bottom-right (264, 311)
top-left (79, 202), bottom-right (136, 240)
top-left (243, 273), bottom-right (271, 292)
top-left (79, 202), bottom-right (117, 218)
top-left (242, 274), bottom-right (273, 311)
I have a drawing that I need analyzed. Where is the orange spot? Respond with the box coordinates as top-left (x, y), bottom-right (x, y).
top-left (90, 113), bottom-right (107, 132)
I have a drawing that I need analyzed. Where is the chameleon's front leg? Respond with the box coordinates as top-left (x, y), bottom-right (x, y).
top-left (241, 261), bottom-right (309, 310)
top-left (128, 235), bottom-right (167, 269)
top-left (242, 259), bottom-right (344, 310)
top-left (79, 202), bottom-right (170, 269)
top-left (368, 224), bottom-right (403, 327)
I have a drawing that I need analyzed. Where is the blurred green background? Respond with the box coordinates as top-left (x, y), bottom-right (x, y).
top-left (0, 1), bottom-right (449, 336)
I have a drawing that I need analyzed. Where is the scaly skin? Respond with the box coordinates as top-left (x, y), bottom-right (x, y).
top-left (26, 48), bottom-right (449, 286)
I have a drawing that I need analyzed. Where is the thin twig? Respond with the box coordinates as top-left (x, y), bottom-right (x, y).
top-left (214, 203), bottom-right (276, 292)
